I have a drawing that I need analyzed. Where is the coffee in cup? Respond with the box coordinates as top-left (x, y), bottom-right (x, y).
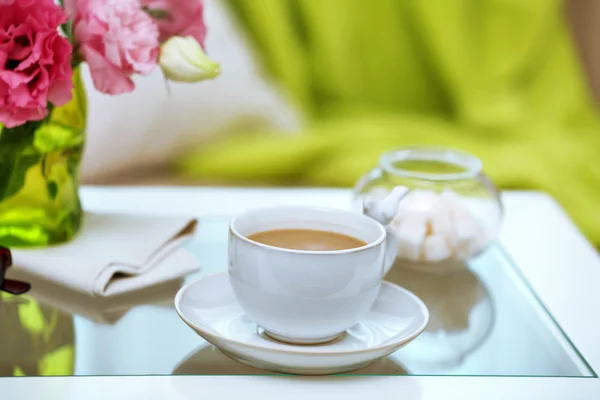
top-left (247, 228), bottom-right (367, 251)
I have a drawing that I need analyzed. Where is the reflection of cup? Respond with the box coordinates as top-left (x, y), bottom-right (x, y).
top-left (386, 259), bottom-right (494, 368)
top-left (172, 344), bottom-right (410, 376)
top-left (229, 206), bottom-right (397, 345)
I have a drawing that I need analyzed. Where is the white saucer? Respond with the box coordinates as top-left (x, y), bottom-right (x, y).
top-left (172, 343), bottom-right (410, 375)
top-left (174, 272), bottom-right (429, 375)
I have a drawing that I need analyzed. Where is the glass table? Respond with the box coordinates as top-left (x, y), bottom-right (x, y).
top-left (0, 215), bottom-right (595, 378)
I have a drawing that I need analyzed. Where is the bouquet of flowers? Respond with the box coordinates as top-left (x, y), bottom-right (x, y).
top-left (0, 0), bottom-right (218, 127)
top-left (0, 0), bottom-right (219, 247)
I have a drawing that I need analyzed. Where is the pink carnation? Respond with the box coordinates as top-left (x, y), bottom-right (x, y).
top-left (140, 0), bottom-right (206, 47)
top-left (0, 0), bottom-right (73, 128)
top-left (68, 0), bottom-right (160, 95)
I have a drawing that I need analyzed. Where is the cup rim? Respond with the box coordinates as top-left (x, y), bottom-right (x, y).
top-left (229, 206), bottom-right (386, 255)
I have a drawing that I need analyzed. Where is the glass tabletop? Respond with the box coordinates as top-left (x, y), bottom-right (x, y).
top-left (0, 217), bottom-right (595, 378)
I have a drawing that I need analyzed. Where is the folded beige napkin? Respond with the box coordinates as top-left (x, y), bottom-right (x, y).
top-left (11, 213), bottom-right (200, 297)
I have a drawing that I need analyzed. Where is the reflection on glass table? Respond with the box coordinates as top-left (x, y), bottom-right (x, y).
top-left (0, 292), bottom-right (75, 376)
top-left (0, 217), bottom-right (595, 377)
top-left (385, 259), bottom-right (494, 371)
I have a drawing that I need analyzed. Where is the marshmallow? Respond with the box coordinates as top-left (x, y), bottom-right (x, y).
top-left (423, 234), bottom-right (453, 262)
top-left (367, 186), bottom-right (490, 262)
top-left (455, 224), bottom-right (488, 259)
top-left (396, 217), bottom-right (427, 261)
top-left (440, 189), bottom-right (461, 204)
top-left (451, 205), bottom-right (480, 247)
top-left (396, 189), bottom-right (439, 221)
top-left (429, 199), bottom-right (453, 235)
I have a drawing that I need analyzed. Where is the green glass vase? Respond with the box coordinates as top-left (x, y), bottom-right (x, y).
top-left (0, 68), bottom-right (87, 247)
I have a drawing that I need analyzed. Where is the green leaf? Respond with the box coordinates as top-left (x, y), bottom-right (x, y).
top-left (0, 121), bottom-right (43, 202)
top-left (0, 153), bottom-right (41, 202)
top-left (46, 181), bottom-right (58, 200)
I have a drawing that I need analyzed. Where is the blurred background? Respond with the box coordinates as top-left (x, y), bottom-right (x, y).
top-left (79, 0), bottom-right (600, 245)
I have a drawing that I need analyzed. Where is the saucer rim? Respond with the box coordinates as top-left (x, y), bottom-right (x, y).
top-left (174, 272), bottom-right (430, 356)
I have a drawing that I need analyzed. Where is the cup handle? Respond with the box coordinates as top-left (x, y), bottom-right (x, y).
top-left (383, 225), bottom-right (398, 275)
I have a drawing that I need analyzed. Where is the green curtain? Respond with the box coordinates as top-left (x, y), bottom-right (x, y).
top-left (178, 0), bottom-right (600, 244)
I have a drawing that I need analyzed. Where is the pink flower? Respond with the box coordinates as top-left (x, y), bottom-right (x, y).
top-left (140, 0), bottom-right (206, 47)
top-left (0, 0), bottom-right (73, 128)
top-left (68, 0), bottom-right (160, 95)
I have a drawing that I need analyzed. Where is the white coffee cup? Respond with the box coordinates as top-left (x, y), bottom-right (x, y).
top-left (228, 206), bottom-right (397, 344)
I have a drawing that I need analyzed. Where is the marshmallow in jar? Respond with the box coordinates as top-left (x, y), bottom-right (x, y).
top-left (390, 188), bottom-right (492, 262)
top-left (355, 146), bottom-right (502, 264)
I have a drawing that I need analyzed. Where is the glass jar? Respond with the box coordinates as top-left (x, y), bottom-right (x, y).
top-left (354, 146), bottom-right (502, 265)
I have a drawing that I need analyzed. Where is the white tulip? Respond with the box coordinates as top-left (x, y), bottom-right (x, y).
top-left (159, 36), bottom-right (220, 83)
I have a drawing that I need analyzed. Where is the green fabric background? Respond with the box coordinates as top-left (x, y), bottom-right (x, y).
top-left (178, 0), bottom-right (600, 245)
